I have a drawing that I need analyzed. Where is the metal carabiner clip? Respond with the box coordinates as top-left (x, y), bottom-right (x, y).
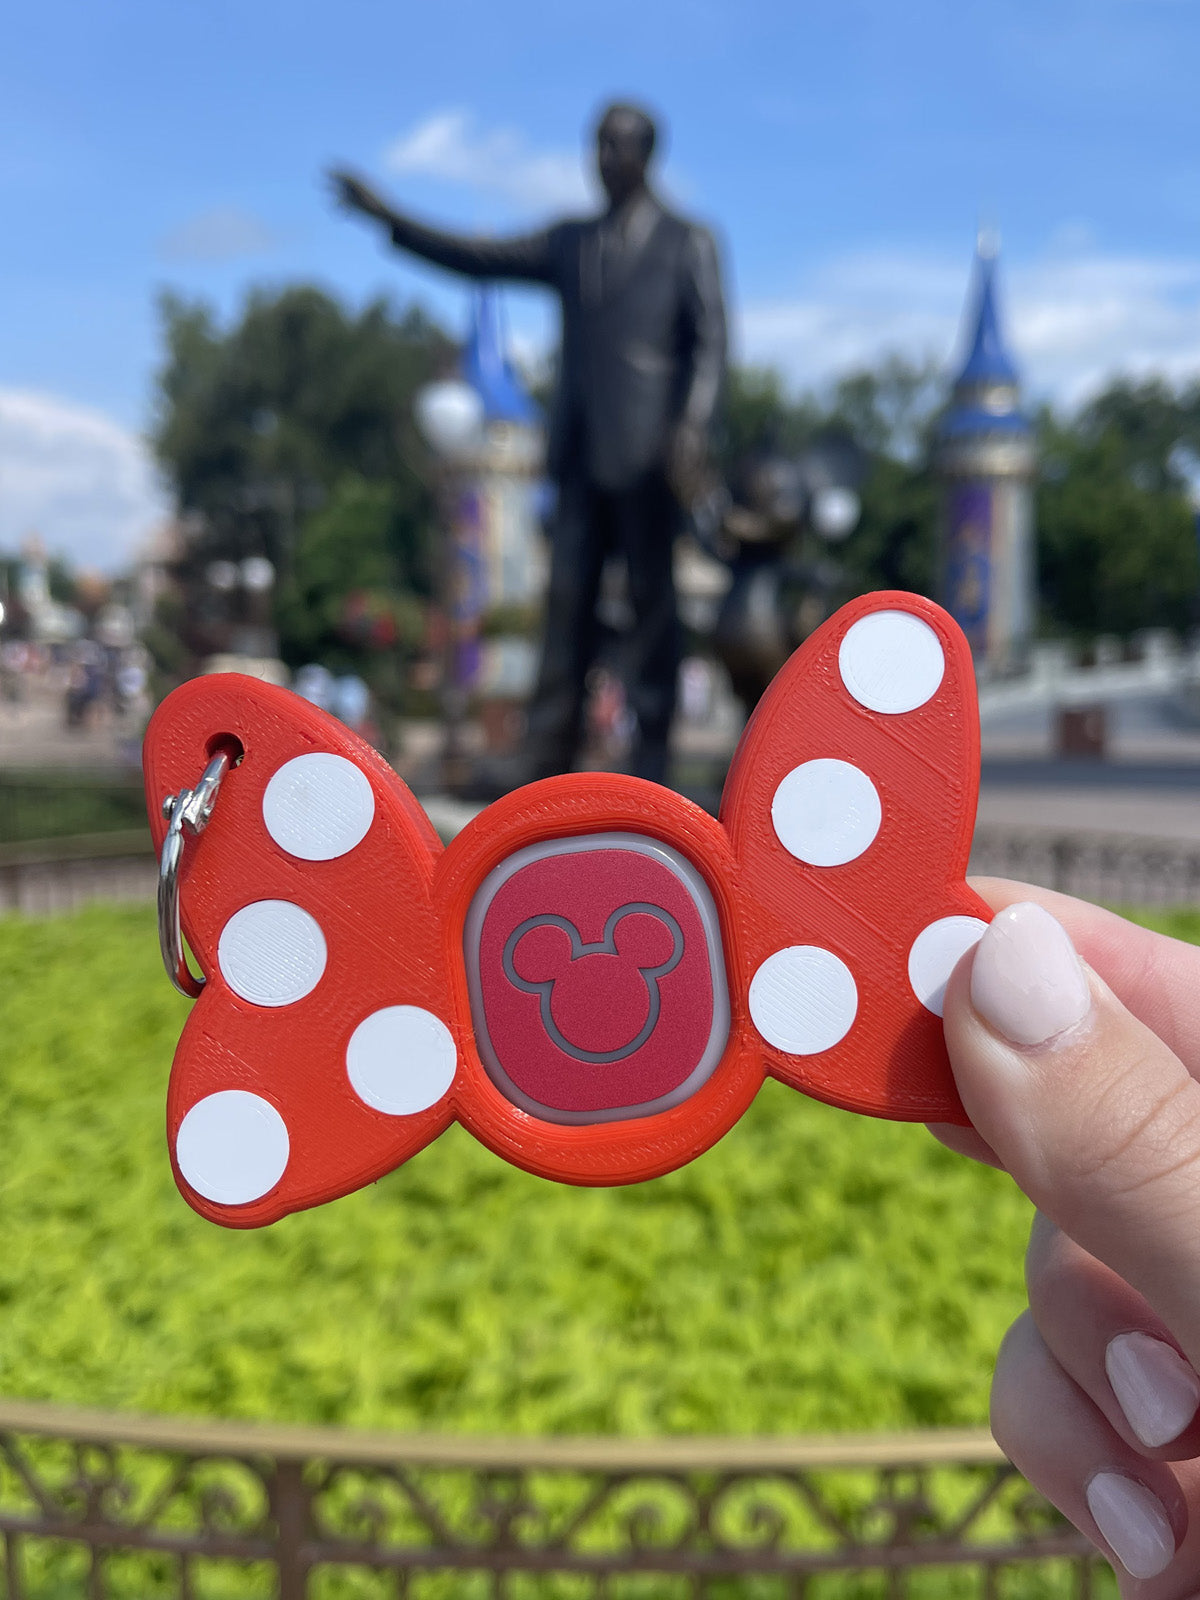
top-left (158, 749), bottom-right (231, 998)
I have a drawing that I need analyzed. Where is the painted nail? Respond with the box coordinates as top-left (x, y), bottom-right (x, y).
top-left (1085, 1473), bottom-right (1175, 1579)
top-left (1106, 1332), bottom-right (1200, 1448)
top-left (969, 902), bottom-right (1091, 1047)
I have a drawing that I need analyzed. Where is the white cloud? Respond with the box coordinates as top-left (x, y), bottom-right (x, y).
top-left (0, 390), bottom-right (170, 572)
top-left (384, 110), bottom-right (589, 214)
top-left (159, 206), bottom-right (278, 263)
top-left (1009, 252), bottom-right (1200, 401)
top-left (739, 244), bottom-right (1200, 407)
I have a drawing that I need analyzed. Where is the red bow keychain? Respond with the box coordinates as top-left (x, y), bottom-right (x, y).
top-left (144, 591), bottom-right (990, 1229)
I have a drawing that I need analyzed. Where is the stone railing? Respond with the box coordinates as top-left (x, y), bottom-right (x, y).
top-left (977, 629), bottom-right (1200, 718)
top-left (0, 1399), bottom-right (1102, 1598)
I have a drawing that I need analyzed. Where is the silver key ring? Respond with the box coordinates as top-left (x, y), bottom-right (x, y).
top-left (158, 749), bottom-right (231, 998)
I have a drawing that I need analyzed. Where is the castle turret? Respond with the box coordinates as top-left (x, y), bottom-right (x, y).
top-left (460, 283), bottom-right (544, 612)
top-left (458, 288), bottom-right (545, 726)
top-left (936, 236), bottom-right (1036, 673)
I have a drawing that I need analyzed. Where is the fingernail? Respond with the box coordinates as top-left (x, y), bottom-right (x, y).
top-left (1106, 1332), bottom-right (1200, 1448)
top-left (1085, 1472), bottom-right (1175, 1579)
top-left (969, 902), bottom-right (1091, 1047)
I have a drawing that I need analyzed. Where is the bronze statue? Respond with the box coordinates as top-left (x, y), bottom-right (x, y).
top-left (331, 101), bottom-right (727, 787)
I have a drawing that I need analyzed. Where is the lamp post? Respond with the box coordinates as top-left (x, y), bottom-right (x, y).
top-left (202, 555), bottom-right (278, 665)
top-left (413, 378), bottom-right (487, 791)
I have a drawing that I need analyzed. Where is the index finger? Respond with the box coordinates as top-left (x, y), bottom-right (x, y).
top-left (942, 899), bottom-right (1200, 1369)
top-left (929, 878), bottom-right (1200, 1168)
top-left (971, 877), bottom-right (1200, 1076)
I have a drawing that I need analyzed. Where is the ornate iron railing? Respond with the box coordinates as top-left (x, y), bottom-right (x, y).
top-left (970, 826), bottom-right (1200, 907)
top-left (0, 773), bottom-right (147, 848)
top-left (6, 822), bottom-right (1200, 921)
top-left (0, 1399), bottom-right (1108, 1598)
top-left (0, 834), bottom-right (155, 917)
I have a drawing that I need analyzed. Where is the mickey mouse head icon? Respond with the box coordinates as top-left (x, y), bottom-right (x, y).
top-left (503, 904), bottom-right (685, 1065)
top-left (465, 833), bottom-right (730, 1124)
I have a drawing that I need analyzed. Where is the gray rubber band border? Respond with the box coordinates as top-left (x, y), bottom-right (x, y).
top-left (462, 832), bottom-right (732, 1127)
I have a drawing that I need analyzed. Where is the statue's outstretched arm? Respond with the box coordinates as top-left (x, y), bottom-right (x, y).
top-left (330, 169), bottom-right (556, 285)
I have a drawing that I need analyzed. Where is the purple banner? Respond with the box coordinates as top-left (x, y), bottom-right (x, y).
top-left (945, 482), bottom-right (992, 654)
top-left (450, 486), bottom-right (488, 690)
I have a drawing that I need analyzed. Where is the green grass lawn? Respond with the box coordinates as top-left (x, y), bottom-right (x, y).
top-left (0, 901), bottom-right (1186, 1440)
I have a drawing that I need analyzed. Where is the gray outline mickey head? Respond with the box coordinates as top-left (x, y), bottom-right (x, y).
top-left (502, 903), bottom-right (685, 1064)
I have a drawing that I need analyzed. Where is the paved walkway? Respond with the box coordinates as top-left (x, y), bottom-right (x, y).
top-left (0, 689), bottom-right (142, 772)
top-left (978, 774), bottom-right (1200, 844)
top-left (6, 686), bottom-right (1198, 847)
top-left (422, 775), bottom-right (1200, 847)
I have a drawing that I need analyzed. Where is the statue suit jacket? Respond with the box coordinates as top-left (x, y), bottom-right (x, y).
top-left (389, 191), bottom-right (727, 494)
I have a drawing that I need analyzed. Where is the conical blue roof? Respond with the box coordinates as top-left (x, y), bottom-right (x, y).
top-left (462, 287), bottom-right (539, 426)
top-left (955, 245), bottom-right (1019, 387)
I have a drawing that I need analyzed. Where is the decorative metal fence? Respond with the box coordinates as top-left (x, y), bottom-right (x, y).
top-left (0, 770), bottom-right (153, 915)
top-left (0, 1400), bottom-right (1107, 1599)
top-left (5, 821), bottom-right (1200, 919)
top-left (969, 827), bottom-right (1200, 908)
top-left (0, 834), bottom-right (155, 917)
top-left (0, 773), bottom-right (147, 848)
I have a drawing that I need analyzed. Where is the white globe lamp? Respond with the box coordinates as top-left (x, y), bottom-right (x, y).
top-left (810, 486), bottom-right (861, 543)
top-left (414, 380), bottom-right (485, 465)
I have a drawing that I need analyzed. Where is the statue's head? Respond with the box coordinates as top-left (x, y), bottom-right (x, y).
top-left (595, 102), bottom-right (658, 206)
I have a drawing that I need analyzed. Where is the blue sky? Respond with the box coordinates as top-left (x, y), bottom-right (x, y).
top-left (4, 0), bottom-right (1200, 567)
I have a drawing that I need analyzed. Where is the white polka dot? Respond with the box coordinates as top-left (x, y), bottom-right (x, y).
top-left (838, 610), bottom-right (945, 714)
top-left (175, 1090), bottom-right (289, 1205)
top-left (749, 946), bottom-right (858, 1055)
top-left (218, 901), bottom-right (327, 1007)
top-left (346, 1006), bottom-right (458, 1115)
top-left (263, 753), bottom-right (375, 861)
top-left (908, 916), bottom-right (989, 1017)
top-left (771, 759), bottom-right (882, 866)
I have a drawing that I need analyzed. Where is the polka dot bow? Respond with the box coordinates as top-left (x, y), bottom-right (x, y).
top-left (144, 591), bottom-right (989, 1228)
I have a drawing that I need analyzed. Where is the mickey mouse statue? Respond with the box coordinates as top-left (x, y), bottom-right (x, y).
top-left (700, 432), bottom-right (866, 714)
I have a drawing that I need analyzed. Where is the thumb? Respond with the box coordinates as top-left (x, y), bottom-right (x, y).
top-left (943, 900), bottom-right (1200, 1356)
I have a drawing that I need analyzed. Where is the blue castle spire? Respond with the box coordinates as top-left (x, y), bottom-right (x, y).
top-left (958, 237), bottom-right (1019, 387)
top-left (936, 233), bottom-right (1036, 672)
top-left (939, 234), bottom-right (1031, 446)
top-left (462, 287), bottom-right (539, 426)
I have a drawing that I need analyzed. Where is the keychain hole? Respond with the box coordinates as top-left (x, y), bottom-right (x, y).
top-left (206, 733), bottom-right (245, 767)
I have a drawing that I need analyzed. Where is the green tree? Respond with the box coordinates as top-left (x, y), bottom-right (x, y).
top-left (274, 475), bottom-right (426, 708)
top-left (723, 359), bottom-right (1200, 639)
top-left (826, 357), bottom-right (943, 600)
top-left (151, 285), bottom-right (454, 693)
top-left (841, 453), bottom-right (940, 600)
top-left (827, 355), bottom-right (944, 462)
top-left (1079, 377), bottom-right (1200, 492)
top-left (719, 366), bottom-right (820, 472)
top-left (1037, 391), bottom-right (1200, 638)
top-left (719, 355), bottom-right (942, 606)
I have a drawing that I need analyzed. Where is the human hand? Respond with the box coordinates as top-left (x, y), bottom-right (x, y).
top-left (935, 879), bottom-right (1200, 1593)
top-left (328, 169), bottom-right (390, 224)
